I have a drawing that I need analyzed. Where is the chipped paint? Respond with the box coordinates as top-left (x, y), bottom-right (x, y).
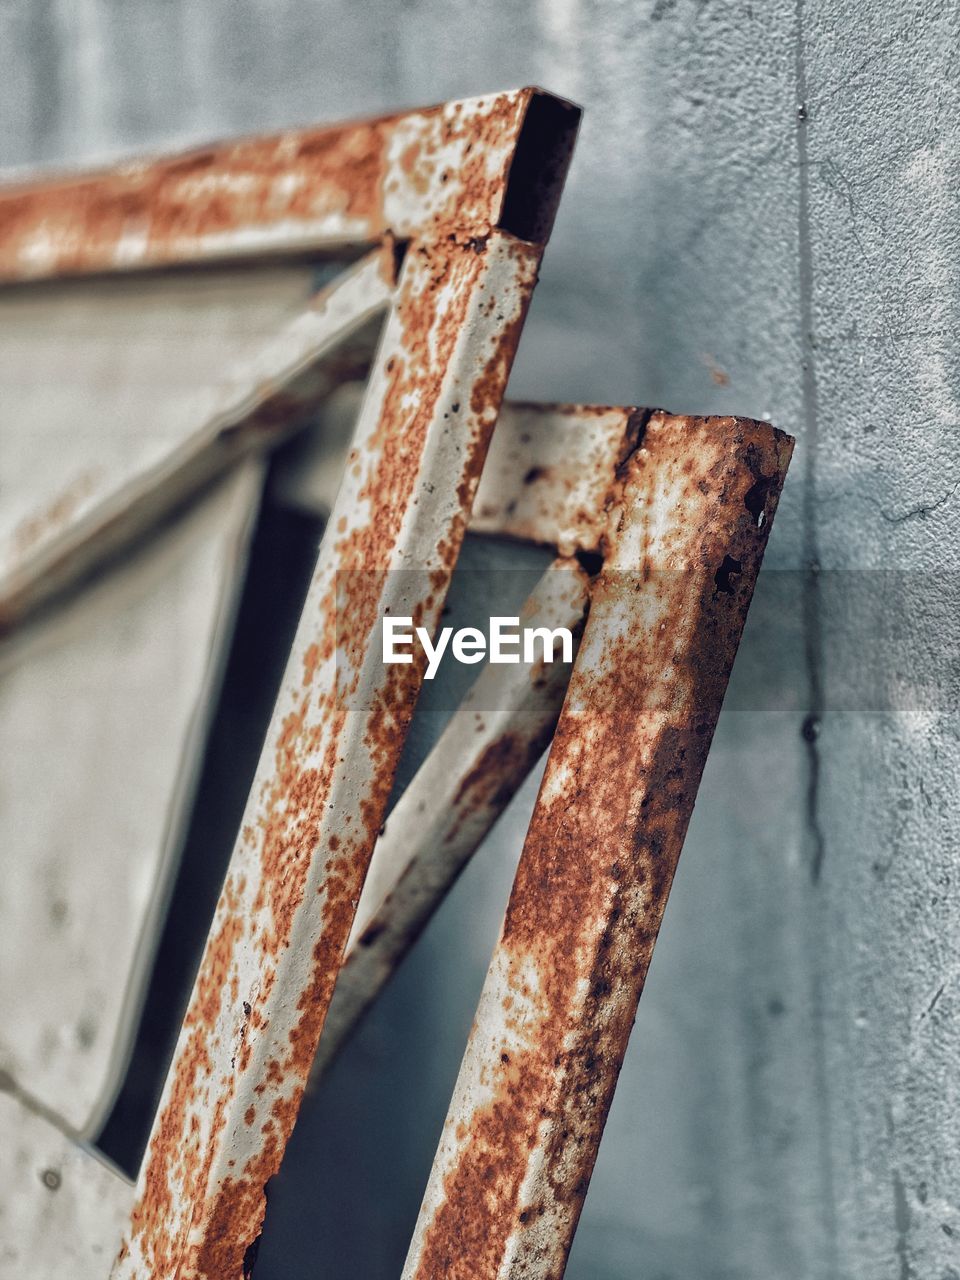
top-left (402, 413), bottom-right (793, 1280)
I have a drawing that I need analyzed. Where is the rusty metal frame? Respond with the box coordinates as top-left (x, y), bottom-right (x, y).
top-left (114, 230), bottom-right (552, 1280)
top-left (273, 398), bottom-right (792, 1278)
top-left (0, 88), bottom-right (582, 1279)
top-left (312, 555), bottom-right (591, 1081)
top-left (302, 401), bottom-right (644, 1081)
top-left (0, 89), bottom-right (576, 281)
top-left (0, 87), bottom-right (797, 1280)
top-left (283, 402), bottom-right (793, 1274)
top-left (0, 87), bottom-right (580, 633)
top-left (24, 91), bottom-right (580, 1280)
top-left (304, 404), bottom-right (790, 1143)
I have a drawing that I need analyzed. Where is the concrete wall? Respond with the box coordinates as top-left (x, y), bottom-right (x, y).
top-left (3, 2), bottom-right (957, 1276)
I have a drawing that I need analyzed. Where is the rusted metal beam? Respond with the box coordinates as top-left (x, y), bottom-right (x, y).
top-left (275, 394), bottom-right (645, 554)
top-left (470, 401), bottom-right (645, 554)
top-left (3, 349), bottom-right (637, 634)
top-left (0, 248), bottom-right (393, 632)
top-left (112, 228), bottom-right (549, 1280)
top-left (311, 558), bottom-right (590, 1082)
top-left (0, 89), bottom-right (578, 282)
top-left (402, 412), bottom-right (793, 1280)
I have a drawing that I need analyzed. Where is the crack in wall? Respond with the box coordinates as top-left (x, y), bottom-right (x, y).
top-left (795, 12), bottom-right (827, 890)
top-left (871, 478), bottom-right (960, 525)
top-left (795, 6), bottom-right (840, 1279)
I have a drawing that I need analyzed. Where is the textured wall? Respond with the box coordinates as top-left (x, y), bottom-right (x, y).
top-left (3, 2), bottom-right (958, 1277)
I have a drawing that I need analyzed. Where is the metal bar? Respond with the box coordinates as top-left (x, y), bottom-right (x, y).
top-left (0, 249), bottom-right (394, 632)
top-left (310, 558), bottom-right (590, 1082)
top-left (470, 401), bottom-right (645, 554)
top-left (3, 361), bottom-right (639, 634)
top-left (275, 395), bottom-right (646, 554)
top-left (402, 411), bottom-right (794, 1280)
top-left (112, 228), bottom-right (545, 1280)
top-left (0, 89), bottom-right (579, 283)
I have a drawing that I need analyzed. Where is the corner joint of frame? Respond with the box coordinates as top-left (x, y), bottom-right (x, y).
top-left (496, 91), bottom-right (582, 246)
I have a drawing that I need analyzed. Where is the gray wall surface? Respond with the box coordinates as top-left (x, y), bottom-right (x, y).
top-left (3, 2), bottom-right (958, 1277)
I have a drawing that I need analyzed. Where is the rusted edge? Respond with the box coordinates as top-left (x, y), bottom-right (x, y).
top-left (0, 89), bottom-right (580, 282)
top-left (402, 411), bottom-right (794, 1280)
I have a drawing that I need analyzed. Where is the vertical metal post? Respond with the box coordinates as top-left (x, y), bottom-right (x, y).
top-left (402, 413), bottom-right (793, 1280)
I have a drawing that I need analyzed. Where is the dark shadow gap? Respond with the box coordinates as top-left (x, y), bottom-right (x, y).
top-left (498, 92), bottom-right (581, 245)
top-left (96, 499), bottom-right (327, 1175)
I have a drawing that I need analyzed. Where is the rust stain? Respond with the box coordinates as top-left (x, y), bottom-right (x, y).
top-left (471, 404), bottom-right (649, 556)
top-left (452, 733), bottom-right (528, 810)
top-left (0, 118), bottom-right (385, 277)
top-left (130, 895), bottom-right (243, 1274)
top-left (408, 413), bottom-right (793, 1279)
top-left (442, 723), bottom-right (554, 854)
top-left (703, 353), bottom-right (730, 386)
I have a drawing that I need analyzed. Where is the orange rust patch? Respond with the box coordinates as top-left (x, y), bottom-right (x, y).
top-left (127, 903), bottom-right (242, 1276)
top-left (0, 90), bottom-right (540, 282)
top-left (0, 119), bottom-right (387, 279)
